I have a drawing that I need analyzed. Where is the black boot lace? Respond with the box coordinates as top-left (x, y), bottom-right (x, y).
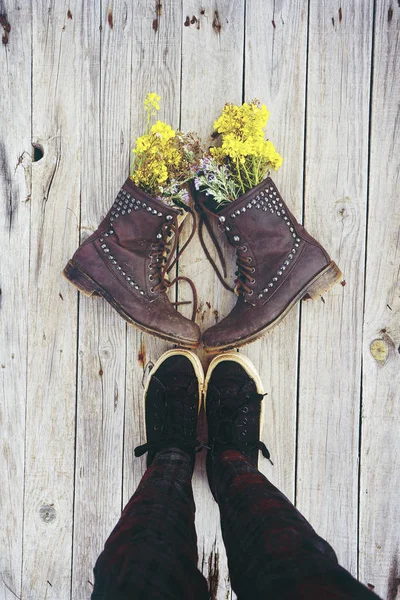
top-left (212, 391), bottom-right (273, 464)
top-left (134, 376), bottom-right (201, 458)
top-left (149, 205), bottom-right (198, 320)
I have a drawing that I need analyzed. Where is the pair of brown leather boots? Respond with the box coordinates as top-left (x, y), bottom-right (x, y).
top-left (63, 177), bottom-right (341, 351)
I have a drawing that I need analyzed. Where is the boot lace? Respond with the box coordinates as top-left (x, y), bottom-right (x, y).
top-left (196, 195), bottom-right (252, 296)
top-left (149, 205), bottom-right (198, 320)
top-left (134, 375), bottom-right (201, 458)
top-left (211, 391), bottom-right (273, 464)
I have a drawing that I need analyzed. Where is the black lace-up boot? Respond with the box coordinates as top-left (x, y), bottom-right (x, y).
top-left (203, 353), bottom-right (272, 499)
top-left (134, 349), bottom-right (204, 466)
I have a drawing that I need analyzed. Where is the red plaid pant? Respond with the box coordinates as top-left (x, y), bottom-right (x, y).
top-left (92, 448), bottom-right (379, 599)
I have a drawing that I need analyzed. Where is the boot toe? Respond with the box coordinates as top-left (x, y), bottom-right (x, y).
top-left (202, 316), bottom-right (243, 351)
top-left (152, 308), bottom-right (200, 347)
top-left (169, 316), bottom-right (201, 347)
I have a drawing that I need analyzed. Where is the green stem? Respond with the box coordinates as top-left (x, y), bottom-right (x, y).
top-left (242, 160), bottom-right (254, 190)
top-left (234, 158), bottom-right (246, 195)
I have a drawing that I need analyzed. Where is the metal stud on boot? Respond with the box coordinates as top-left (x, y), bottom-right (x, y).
top-left (198, 177), bottom-right (342, 352)
top-left (63, 178), bottom-right (200, 347)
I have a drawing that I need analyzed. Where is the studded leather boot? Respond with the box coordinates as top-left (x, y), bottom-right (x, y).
top-left (63, 178), bottom-right (200, 347)
top-left (198, 177), bottom-right (342, 352)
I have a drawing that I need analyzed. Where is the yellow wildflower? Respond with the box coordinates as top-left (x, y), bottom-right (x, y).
top-left (260, 140), bottom-right (283, 170)
top-left (144, 92), bottom-right (161, 112)
top-left (150, 121), bottom-right (176, 141)
top-left (130, 93), bottom-right (202, 203)
top-left (210, 99), bottom-right (282, 195)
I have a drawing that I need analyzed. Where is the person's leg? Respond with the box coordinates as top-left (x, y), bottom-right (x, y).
top-left (204, 353), bottom-right (380, 600)
top-left (92, 447), bottom-right (208, 600)
top-left (92, 350), bottom-right (209, 600)
top-left (211, 449), bottom-right (378, 599)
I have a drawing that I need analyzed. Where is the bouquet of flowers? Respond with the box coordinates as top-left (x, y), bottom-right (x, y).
top-left (130, 95), bottom-right (282, 212)
top-left (130, 93), bottom-right (202, 208)
top-left (193, 100), bottom-right (283, 211)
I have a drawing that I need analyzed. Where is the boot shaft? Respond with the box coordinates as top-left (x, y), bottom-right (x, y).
top-left (214, 178), bottom-right (331, 305)
top-left (77, 178), bottom-right (184, 298)
top-left (64, 177), bottom-right (201, 347)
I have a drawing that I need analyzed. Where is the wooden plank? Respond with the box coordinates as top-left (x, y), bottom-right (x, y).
top-left (123, 0), bottom-right (181, 525)
top-left (296, 0), bottom-right (373, 575)
top-left (359, 1), bottom-right (400, 596)
top-left (178, 1), bottom-right (241, 331)
top-left (0, 2), bottom-right (31, 598)
top-left (180, 2), bottom-right (245, 597)
top-left (71, 3), bottom-right (129, 598)
top-left (23, 2), bottom-right (82, 598)
top-left (242, 0), bottom-right (308, 502)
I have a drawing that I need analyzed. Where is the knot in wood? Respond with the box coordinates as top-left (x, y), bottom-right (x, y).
top-left (39, 504), bottom-right (56, 523)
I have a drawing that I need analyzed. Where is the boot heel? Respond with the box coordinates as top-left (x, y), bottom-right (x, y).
top-left (304, 261), bottom-right (342, 300)
top-left (63, 261), bottom-right (102, 297)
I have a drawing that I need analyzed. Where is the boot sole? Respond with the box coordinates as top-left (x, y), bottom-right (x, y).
top-left (204, 261), bottom-right (342, 353)
top-left (144, 349), bottom-right (204, 413)
top-left (63, 260), bottom-right (200, 348)
top-left (203, 353), bottom-right (265, 431)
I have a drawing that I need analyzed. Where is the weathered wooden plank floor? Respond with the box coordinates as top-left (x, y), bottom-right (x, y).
top-left (1, 2), bottom-right (399, 599)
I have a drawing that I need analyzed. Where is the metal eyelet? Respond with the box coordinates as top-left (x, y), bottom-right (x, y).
top-left (248, 290), bottom-right (254, 296)
top-left (250, 278), bottom-right (255, 284)
top-left (251, 267), bottom-right (255, 273)
top-left (242, 246), bottom-right (248, 252)
top-left (150, 287), bottom-right (155, 294)
top-left (149, 274), bottom-right (154, 281)
top-left (242, 406), bottom-right (249, 413)
top-left (247, 257), bottom-right (252, 263)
